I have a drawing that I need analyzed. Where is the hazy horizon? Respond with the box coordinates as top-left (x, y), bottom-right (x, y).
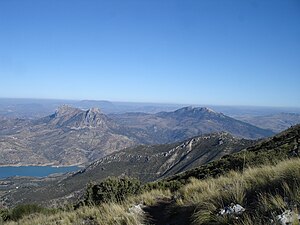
top-left (1, 97), bottom-right (300, 110)
top-left (0, 0), bottom-right (299, 107)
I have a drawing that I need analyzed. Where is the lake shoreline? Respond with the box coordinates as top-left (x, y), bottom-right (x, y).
top-left (0, 165), bottom-right (82, 179)
top-left (0, 163), bottom-right (85, 168)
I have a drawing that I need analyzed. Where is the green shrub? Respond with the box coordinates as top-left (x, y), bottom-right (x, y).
top-left (144, 180), bottom-right (183, 192)
top-left (84, 176), bottom-right (142, 205)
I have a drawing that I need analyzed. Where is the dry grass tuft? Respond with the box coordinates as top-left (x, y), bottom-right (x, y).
top-left (175, 158), bottom-right (300, 225)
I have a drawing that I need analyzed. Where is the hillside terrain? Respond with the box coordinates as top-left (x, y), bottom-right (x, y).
top-left (0, 106), bottom-right (272, 166)
top-left (1, 124), bottom-right (299, 208)
top-left (1, 125), bottom-right (299, 225)
top-left (0, 132), bottom-right (255, 207)
top-left (78, 132), bottom-right (254, 182)
top-left (167, 124), bottom-right (300, 182)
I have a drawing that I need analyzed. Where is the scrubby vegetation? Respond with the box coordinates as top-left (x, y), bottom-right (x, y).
top-left (0, 176), bottom-right (172, 225)
top-left (0, 189), bottom-right (172, 225)
top-left (0, 204), bottom-right (56, 223)
top-left (1, 204), bottom-right (142, 225)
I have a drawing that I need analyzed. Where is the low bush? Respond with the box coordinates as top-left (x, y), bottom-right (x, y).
top-left (144, 180), bottom-right (184, 192)
top-left (84, 176), bottom-right (143, 205)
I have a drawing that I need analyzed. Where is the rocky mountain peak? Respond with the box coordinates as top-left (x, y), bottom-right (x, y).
top-left (174, 106), bottom-right (219, 116)
top-left (55, 105), bottom-right (82, 117)
top-left (47, 105), bottom-right (112, 129)
top-left (86, 107), bottom-right (101, 114)
top-left (199, 107), bottom-right (216, 113)
top-left (83, 107), bottom-right (107, 127)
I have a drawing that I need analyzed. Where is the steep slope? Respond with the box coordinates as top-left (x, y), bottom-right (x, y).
top-left (111, 106), bottom-right (274, 142)
top-left (75, 132), bottom-right (255, 182)
top-left (167, 124), bottom-right (300, 182)
top-left (1, 133), bottom-right (255, 206)
top-left (0, 106), bottom-right (136, 166)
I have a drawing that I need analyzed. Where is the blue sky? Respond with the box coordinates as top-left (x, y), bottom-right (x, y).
top-left (0, 0), bottom-right (299, 107)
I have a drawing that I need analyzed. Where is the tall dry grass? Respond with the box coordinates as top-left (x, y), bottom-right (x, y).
top-left (176, 158), bottom-right (300, 225)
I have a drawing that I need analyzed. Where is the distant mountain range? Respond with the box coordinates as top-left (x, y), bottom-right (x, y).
top-left (0, 98), bottom-right (185, 118)
top-left (0, 105), bottom-right (274, 166)
top-left (111, 106), bottom-right (274, 142)
top-left (1, 98), bottom-right (300, 120)
top-left (235, 112), bottom-right (300, 133)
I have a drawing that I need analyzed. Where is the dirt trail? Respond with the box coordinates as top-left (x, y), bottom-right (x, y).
top-left (143, 198), bottom-right (192, 225)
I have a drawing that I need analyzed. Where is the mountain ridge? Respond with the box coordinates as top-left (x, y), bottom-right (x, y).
top-left (111, 106), bottom-right (274, 142)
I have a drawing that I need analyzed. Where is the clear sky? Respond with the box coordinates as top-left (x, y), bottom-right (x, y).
top-left (0, 0), bottom-right (299, 107)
